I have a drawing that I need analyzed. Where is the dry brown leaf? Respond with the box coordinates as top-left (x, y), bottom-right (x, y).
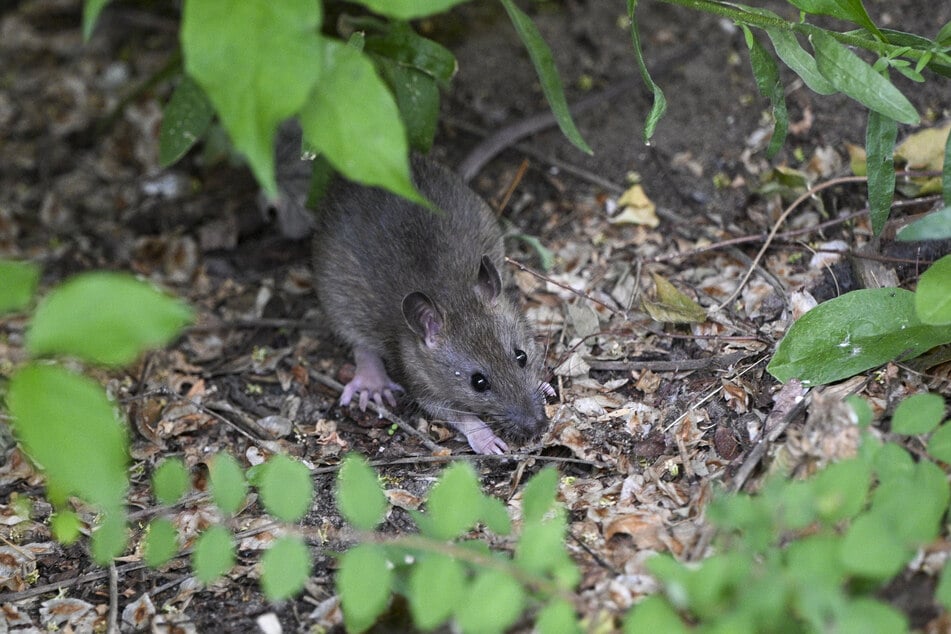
top-left (609, 184), bottom-right (659, 228)
top-left (642, 273), bottom-right (706, 324)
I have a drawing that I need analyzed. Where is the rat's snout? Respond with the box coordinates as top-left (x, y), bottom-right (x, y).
top-left (505, 397), bottom-right (549, 441)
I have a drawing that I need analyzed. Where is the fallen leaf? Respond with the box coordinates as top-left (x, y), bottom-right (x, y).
top-left (642, 273), bottom-right (707, 324)
top-left (609, 184), bottom-right (658, 228)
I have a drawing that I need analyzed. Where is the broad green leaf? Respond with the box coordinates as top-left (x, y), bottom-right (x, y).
top-left (916, 254), bottom-right (951, 325)
top-left (945, 122), bottom-right (951, 206)
top-left (787, 0), bottom-right (883, 40)
top-left (363, 25), bottom-right (457, 87)
top-left (261, 535), bottom-right (312, 600)
top-left (152, 458), bottom-right (190, 505)
top-left (144, 518), bottom-right (179, 567)
top-left (8, 364), bottom-right (128, 508)
top-left (373, 60), bottom-right (440, 152)
top-left (336, 454), bottom-right (387, 531)
top-left (892, 392), bottom-right (945, 434)
top-left (845, 395), bottom-right (873, 427)
top-left (537, 599), bottom-right (581, 634)
top-left (481, 495), bottom-right (512, 535)
top-left (683, 553), bottom-right (751, 620)
top-left (91, 508), bottom-right (128, 565)
top-left (193, 525), bottom-right (235, 584)
top-left (423, 462), bottom-right (483, 540)
top-left (408, 554), bottom-right (466, 630)
top-left (627, 1), bottom-right (667, 142)
top-left (865, 110), bottom-right (897, 235)
top-left (299, 38), bottom-right (425, 206)
top-left (871, 459), bottom-right (949, 544)
top-left (454, 569), bottom-right (524, 633)
top-left (765, 29), bottom-right (836, 95)
top-left (812, 459), bottom-right (870, 521)
top-left (181, 0), bottom-right (322, 196)
top-left (27, 272), bottom-right (193, 366)
top-left (82, 0), bottom-right (111, 41)
top-left (159, 75), bottom-right (215, 167)
top-left (939, 20), bottom-right (951, 48)
top-left (897, 206), bottom-right (951, 241)
top-left (499, 0), bottom-right (592, 155)
top-left (767, 288), bottom-right (951, 386)
top-left (521, 467), bottom-right (559, 524)
top-left (624, 596), bottom-right (689, 633)
top-left (840, 512), bottom-right (909, 578)
top-left (209, 454), bottom-right (248, 515)
top-left (0, 260), bottom-right (40, 314)
top-left (927, 423), bottom-right (951, 463)
top-left (516, 516), bottom-right (567, 575)
top-left (51, 510), bottom-right (82, 545)
top-left (872, 442), bottom-right (914, 484)
top-left (339, 543), bottom-right (393, 632)
top-left (349, 0), bottom-right (469, 20)
top-left (837, 598), bottom-right (908, 633)
top-left (258, 454), bottom-right (313, 522)
top-left (811, 31), bottom-right (918, 125)
top-left (744, 27), bottom-right (787, 158)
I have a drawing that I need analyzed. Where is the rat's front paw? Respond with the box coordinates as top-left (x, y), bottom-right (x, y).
top-left (454, 417), bottom-right (509, 454)
top-left (340, 375), bottom-right (403, 411)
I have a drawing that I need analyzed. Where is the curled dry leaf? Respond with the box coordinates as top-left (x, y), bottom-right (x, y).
top-left (121, 594), bottom-right (156, 631)
top-left (386, 488), bottom-right (423, 511)
top-left (609, 184), bottom-right (659, 228)
top-left (40, 598), bottom-right (100, 631)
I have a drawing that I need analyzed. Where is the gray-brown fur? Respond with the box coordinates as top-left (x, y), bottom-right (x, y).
top-left (313, 156), bottom-right (549, 452)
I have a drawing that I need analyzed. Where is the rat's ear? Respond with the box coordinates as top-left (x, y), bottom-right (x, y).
top-left (475, 255), bottom-right (502, 303)
top-left (402, 292), bottom-right (443, 347)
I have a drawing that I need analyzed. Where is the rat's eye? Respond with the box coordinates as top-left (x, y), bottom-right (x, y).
top-left (471, 373), bottom-right (490, 392)
top-left (514, 349), bottom-right (528, 368)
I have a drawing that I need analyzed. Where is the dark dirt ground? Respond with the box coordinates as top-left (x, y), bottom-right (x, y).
top-left (1, 0), bottom-right (951, 631)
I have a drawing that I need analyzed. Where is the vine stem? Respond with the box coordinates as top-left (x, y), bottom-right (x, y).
top-left (651, 0), bottom-right (923, 61)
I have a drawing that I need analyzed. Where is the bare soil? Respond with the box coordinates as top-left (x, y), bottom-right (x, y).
top-left (1, 0), bottom-right (950, 631)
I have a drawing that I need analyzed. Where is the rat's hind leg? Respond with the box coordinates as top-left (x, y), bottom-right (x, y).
top-left (340, 347), bottom-right (404, 411)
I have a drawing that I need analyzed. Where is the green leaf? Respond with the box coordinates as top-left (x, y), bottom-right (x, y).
top-left (159, 75), bottom-right (215, 168)
top-left (152, 458), bottom-right (190, 505)
top-left (537, 599), bottom-right (581, 634)
top-left (373, 60), bottom-right (440, 153)
top-left (927, 423), bottom-right (951, 463)
top-left (837, 598), bottom-right (908, 633)
top-left (82, 0), bottom-right (111, 41)
top-left (642, 273), bottom-right (707, 324)
top-left (840, 512), bottom-right (909, 579)
top-left (348, 0), bottom-right (469, 20)
top-left (408, 554), bottom-right (466, 630)
top-left (27, 272), bottom-right (193, 366)
top-left (916, 255), bottom-right (951, 324)
top-left (872, 442), bottom-right (914, 483)
top-left (846, 395), bottom-right (873, 427)
top-left (339, 543), bottom-right (393, 632)
top-left (261, 535), bottom-right (312, 600)
top-left (516, 516), bottom-right (568, 576)
top-left (423, 462), bottom-right (484, 540)
top-left (144, 518), bottom-right (179, 568)
top-left (897, 205), bottom-right (951, 241)
top-left (480, 495), bottom-right (512, 535)
top-left (8, 364), bottom-right (128, 508)
top-left (91, 508), bottom-right (128, 565)
top-left (871, 459), bottom-right (949, 544)
top-left (627, 1), bottom-right (667, 142)
top-left (787, 0), bottom-right (883, 40)
top-left (0, 260), bottom-right (40, 314)
top-left (336, 454), bottom-right (387, 531)
top-left (937, 558), bottom-right (951, 611)
top-left (767, 288), bottom-right (951, 386)
top-left (363, 25), bottom-right (457, 87)
top-left (744, 27), bottom-right (788, 158)
top-left (892, 392), bottom-right (946, 435)
top-left (209, 454), bottom-right (248, 515)
top-left (765, 29), bottom-right (836, 95)
top-left (454, 569), bottom-right (525, 633)
top-left (521, 467), bottom-right (559, 524)
top-left (499, 0), bottom-right (592, 155)
top-left (624, 596), bottom-right (689, 633)
top-left (193, 525), bottom-right (235, 584)
top-left (812, 458), bottom-right (870, 522)
top-left (258, 454), bottom-right (314, 522)
top-left (865, 110), bottom-right (898, 235)
top-left (51, 510), bottom-right (82, 545)
top-left (181, 0), bottom-right (322, 197)
top-left (811, 31), bottom-right (918, 125)
top-left (938, 20), bottom-right (951, 48)
top-left (299, 38), bottom-right (425, 206)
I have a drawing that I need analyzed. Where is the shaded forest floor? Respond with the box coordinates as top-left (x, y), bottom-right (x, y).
top-left (1, 0), bottom-right (950, 631)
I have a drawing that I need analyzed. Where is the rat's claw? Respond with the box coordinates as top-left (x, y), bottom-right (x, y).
top-left (540, 381), bottom-right (557, 398)
top-left (460, 422), bottom-right (509, 455)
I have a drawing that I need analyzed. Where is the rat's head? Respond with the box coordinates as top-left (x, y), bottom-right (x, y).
top-left (399, 256), bottom-right (550, 443)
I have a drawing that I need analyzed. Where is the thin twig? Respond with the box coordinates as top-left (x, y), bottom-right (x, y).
top-left (107, 563), bottom-right (119, 634)
top-left (505, 256), bottom-right (624, 318)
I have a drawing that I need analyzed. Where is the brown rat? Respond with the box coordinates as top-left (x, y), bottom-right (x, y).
top-left (313, 156), bottom-right (553, 454)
